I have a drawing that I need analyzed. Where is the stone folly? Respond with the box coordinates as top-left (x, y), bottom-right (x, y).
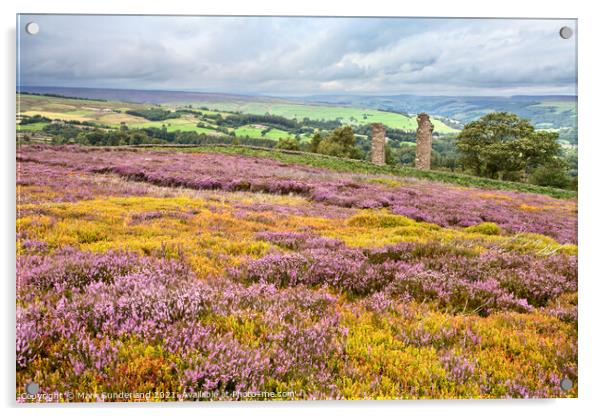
top-left (371, 123), bottom-right (386, 165)
top-left (415, 113), bottom-right (434, 170)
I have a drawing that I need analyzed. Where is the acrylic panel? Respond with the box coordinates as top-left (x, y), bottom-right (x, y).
top-left (16, 14), bottom-right (578, 402)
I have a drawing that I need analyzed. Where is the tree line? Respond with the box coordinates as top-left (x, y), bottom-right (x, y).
top-left (125, 108), bottom-right (181, 121)
top-left (18, 91), bottom-right (108, 102)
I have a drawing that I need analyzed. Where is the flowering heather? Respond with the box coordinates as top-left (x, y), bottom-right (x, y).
top-left (19, 145), bottom-right (576, 243)
top-left (17, 248), bottom-right (346, 400)
top-left (235, 232), bottom-right (576, 314)
top-left (16, 144), bottom-right (577, 400)
top-left (16, 161), bottom-right (150, 204)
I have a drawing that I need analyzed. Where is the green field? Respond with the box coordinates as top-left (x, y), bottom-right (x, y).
top-left (234, 125), bottom-right (293, 140)
top-left (176, 101), bottom-right (459, 134)
top-left (17, 94), bottom-right (150, 126)
top-left (128, 117), bottom-right (221, 135)
top-left (17, 94), bottom-right (222, 135)
top-left (18, 93), bottom-right (459, 137)
top-left (16, 121), bottom-right (50, 132)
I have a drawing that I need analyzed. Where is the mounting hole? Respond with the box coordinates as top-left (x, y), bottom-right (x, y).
top-left (25, 22), bottom-right (39, 35)
top-left (560, 377), bottom-right (573, 391)
top-left (25, 382), bottom-right (39, 394)
top-left (559, 26), bottom-right (573, 39)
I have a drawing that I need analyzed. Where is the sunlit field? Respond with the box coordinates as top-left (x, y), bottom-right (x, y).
top-left (175, 100), bottom-right (459, 133)
top-left (16, 93), bottom-right (460, 139)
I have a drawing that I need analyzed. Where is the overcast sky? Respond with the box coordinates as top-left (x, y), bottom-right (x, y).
top-left (17, 15), bottom-right (577, 96)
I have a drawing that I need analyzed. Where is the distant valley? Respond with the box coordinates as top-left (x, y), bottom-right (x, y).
top-left (18, 86), bottom-right (577, 134)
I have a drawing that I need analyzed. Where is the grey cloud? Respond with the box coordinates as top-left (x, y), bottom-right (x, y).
top-left (17, 15), bottom-right (577, 96)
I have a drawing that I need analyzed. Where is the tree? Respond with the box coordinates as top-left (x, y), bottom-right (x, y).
top-left (275, 137), bottom-right (300, 151)
top-left (385, 144), bottom-right (395, 165)
top-left (396, 145), bottom-right (416, 166)
top-left (516, 130), bottom-right (561, 174)
top-left (457, 112), bottom-right (563, 181)
top-left (160, 125), bottom-right (169, 140)
top-left (529, 159), bottom-right (572, 189)
top-left (316, 126), bottom-right (362, 159)
top-left (83, 131), bottom-right (107, 146)
top-left (129, 133), bottom-right (146, 145)
top-left (310, 132), bottom-right (322, 153)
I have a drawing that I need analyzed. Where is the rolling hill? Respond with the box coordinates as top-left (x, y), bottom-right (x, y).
top-left (18, 86), bottom-right (576, 132)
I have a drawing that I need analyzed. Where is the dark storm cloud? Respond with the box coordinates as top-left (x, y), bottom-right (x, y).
top-left (17, 15), bottom-right (577, 96)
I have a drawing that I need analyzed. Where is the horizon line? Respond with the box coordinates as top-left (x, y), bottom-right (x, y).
top-left (16, 85), bottom-right (578, 99)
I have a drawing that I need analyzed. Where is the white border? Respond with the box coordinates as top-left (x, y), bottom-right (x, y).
top-left (2, 1), bottom-right (600, 415)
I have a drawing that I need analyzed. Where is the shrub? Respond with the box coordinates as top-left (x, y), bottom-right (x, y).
top-left (465, 222), bottom-right (501, 235)
top-left (275, 137), bottom-right (300, 151)
top-left (530, 161), bottom-right (572, 189)
top-left (347, 212), bottom-right (414, 228)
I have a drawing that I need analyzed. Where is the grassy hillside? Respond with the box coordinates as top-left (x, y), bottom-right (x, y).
top-left (142, 144), bottom-right (576, 199)
top-left (176, 100), bottom-right (458, 134)
top-left (17, 87), bottom-right (576, 132)
top-left (17, 93), bottom-right (458, 138)
top-left (128, 117), bottom-right (221, 135)
top-left (301, 94), bottom-right (577, 131)
top-left (17, 94), bottom-right (224, 135)
top-left (17, 93), bottom-right (148, 122)
top-left (16, 93), bottom-right (577, 198)
top-left (233, 125), bottom-right (294, 140)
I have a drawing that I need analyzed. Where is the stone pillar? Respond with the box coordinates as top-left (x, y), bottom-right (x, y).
top-left (371, 123), bottom-right (386, 165)
top-left (415, 113), bottom-right (434, 170)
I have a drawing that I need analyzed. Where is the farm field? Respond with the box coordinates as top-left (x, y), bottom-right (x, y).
top-left (17, 94), bottom-right (232, 138)
top-left (16, 144), bottom-right (577, 401)
top-left (17, 93), bottom-right (459, 135)
top-left (16, 122), bottom-right (49, 132)
top-left (17, 87), bottom-right (576, 130)
top-left (128, 117), bottom-right (222, 135)
top-left (17, 94), bottom-right (188, 129)
top-left (17, 94), bottom-right (149, 125)
top-left (177, 100), bottom-right (459, 133)
top-left (16, 93), bottom-right (460, 147)
top-left (234, 125), bottom-right (294, 140)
